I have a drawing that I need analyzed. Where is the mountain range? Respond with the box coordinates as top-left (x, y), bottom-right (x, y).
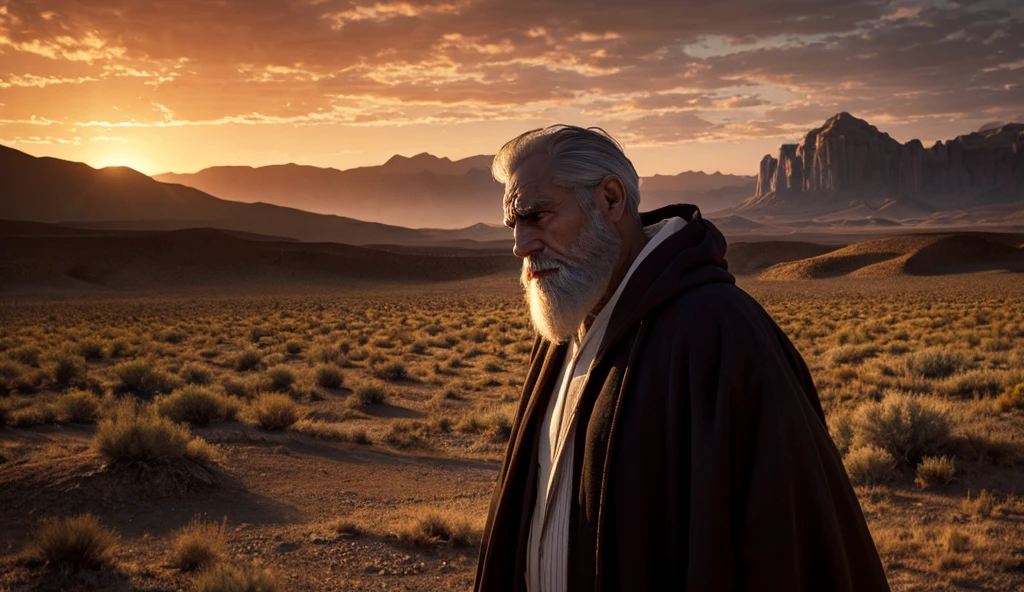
top-left (154, 154), bottom-right (754, 228)
top-left (0, 145), bottom-right (509, 247)
top-left (735, 113), bottom-right (1024, 224)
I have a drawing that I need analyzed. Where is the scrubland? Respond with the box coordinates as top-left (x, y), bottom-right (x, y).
top-left (1, 273), bottom-right (1023, 591)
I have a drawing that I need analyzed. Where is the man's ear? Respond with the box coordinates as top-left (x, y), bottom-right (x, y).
top-left (599, 175), bottom-right (627, 223)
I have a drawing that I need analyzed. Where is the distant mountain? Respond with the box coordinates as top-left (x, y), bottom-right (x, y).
top-left (0, 145), bottom-right (508, 247)
top-left (154, 155), bottom-right (502, 229)
top-left (735, 112), bottom-right (1024, 222)
top-left (0, 220), bottom-right (516, 295)
top-left (155, 156), bottom-right (756, 228)
top-left (378, 152), bottom-right (493, 176)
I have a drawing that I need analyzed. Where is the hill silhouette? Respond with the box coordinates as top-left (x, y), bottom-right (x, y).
top-left (759, 232), bottom-right (1024, 279)
top-left (0, 145), bottom-right (508, 247)
top-left (155, 157), bottom-right (754, 228)
top-left (0, 220), bottom-right (517, 295)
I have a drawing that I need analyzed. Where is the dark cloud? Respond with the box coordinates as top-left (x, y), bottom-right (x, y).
top-left (1, 0), bottom-right (1021, 145)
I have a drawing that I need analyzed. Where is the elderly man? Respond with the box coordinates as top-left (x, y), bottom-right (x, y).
top-left (474, 125), bottom-right (890, 591)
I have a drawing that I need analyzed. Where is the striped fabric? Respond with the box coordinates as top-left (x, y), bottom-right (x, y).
top-left (525, 216), bottom-right (689, 591)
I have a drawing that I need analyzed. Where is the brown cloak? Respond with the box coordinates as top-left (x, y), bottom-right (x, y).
top-left (475, 205), bottom-right (890, 591)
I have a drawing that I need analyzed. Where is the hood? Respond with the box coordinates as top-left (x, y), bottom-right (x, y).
top-left (597, 204), bottom-right (735, 357)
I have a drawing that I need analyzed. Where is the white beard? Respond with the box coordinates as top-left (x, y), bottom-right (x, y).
top-left (522, 206), bottom-right (622, 343)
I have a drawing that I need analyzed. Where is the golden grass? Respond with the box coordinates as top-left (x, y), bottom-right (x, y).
top-left (34, 514), bottom-right (119, 569)
top-left (168, 516), bottom-right (227, 572)
top-left (192, 561), bottom-right (281, 592)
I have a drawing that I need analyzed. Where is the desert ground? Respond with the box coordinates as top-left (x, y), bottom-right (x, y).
top-left (1, 261), bottom-right (1024, 590)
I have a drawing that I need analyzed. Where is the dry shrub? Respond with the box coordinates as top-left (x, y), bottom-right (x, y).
top-left (904, 348), bottom-right (972, 379)
top-left (193, 562), bottom-right (280, 592)
top-left (330, 518), bottom-right (361, 536)
top-left (264, 365), bottom-right (296, 392)
top-left (250, 394), bottom-right (298, 430)
top-left (169, 516), bottom-right (226, 571)
top-left (385, 419), bottom-right (426, 449)
top-left (0, 360), bottom-right (27, 394)
top-left (843, 391), bottom-right (952, 465)
top-left (0, 400), bottom-right (9, 426)
top-left (115, 358), bottom-right (178, 396)
top-left (843, 445), bottom-right (895, 486)
top-left (11, 402), bottom-right (57, 427)
top-left (95, 401), bottom-right (211, 465)
top-left (314, 363), bottom-right (344, 389)
top-left (76, 338), bottom-right (106, 361)
top-left (915, 455), bottom-right (956, 489)
top-left (933, 527), bottom-right (971, 571)
top-left (291, 419), bottom-right (369, 444)
top-left (352, 384), bottom-right (388, 407)
top-left (372, 361), bottom-right (408, 381)
top-left (180, 363), bottom-right (213, 386)
top-left (935, 370), bottom-right (1004, 398)
top-left (994, 383), bottom-right (1024, 412)
top-left (394, 510), bottom-right (480, 547)
top-left (34, 514), bottom-right (119, 569)
top-left (221, 376), bottom-right (255, 399)
top-left (47, 348), bottom-right (86, 388)
top-left (233, 349), bottom-right (262, 372)
top-left (158, 386), bottom-right (237, 425)
top-left (962, 489), bottom-right (997, 518)
top-left (55, 389), bottom-right (101, 424)
top-left (826, 344), bottom-right (878, 367)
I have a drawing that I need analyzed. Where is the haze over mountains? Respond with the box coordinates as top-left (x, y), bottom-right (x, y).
top-left (1, 112), bottom-right (1021, 259)
top-left (0, 145), bottom-right (508, 247)
top-left (155, 154), bottom-right (754, 228)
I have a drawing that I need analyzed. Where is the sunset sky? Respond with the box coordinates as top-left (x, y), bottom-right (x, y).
top-left (1, 0), bottom-right (1022, 177)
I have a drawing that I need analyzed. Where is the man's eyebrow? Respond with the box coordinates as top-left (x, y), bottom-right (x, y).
top-left (503, 197), bottom-right (558, 228)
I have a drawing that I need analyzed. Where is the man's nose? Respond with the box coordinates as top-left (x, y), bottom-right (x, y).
top-left (512, 224), bottom-right (543, 259)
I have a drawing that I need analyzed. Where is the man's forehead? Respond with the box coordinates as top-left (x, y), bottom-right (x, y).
top-left (503, 153), bottom-right (554, 207)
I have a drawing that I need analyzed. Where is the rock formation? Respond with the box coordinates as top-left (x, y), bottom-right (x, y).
top-left (745, 113), bottom-right (1024, 213)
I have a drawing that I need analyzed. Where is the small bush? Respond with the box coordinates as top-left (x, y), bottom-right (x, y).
top-left (48, 349), bottom-right (86, 388)
top-left (826, 344), bottom-right (878, 367)
top-left (265, 365), bottom-right (296, 392)
top-left (8, 345), bottom-right (41, 367)
top-left (394, 510), bottom-right (480, 547)
top-left (352, 384), bottom-right (388, 407)
top-left (314, 364), bottom-right (344, 389)
top-left (0, 360), bottom-right (26, 394)
top-left (251, 394), bottom-right (298, 430)
top-left (372, 361), bottom-right (407, 381)
top-left (915, 455), bottom-right (956, 489)
top-left (55, 389), bottom-right (101, 424)
top-left (994, 383), bottom-right (1024, 412)
top-left (284, 341), bottom-right (303, 356)
top-left (905, 348), bottom-right (972, 379)
top-left (116, 359), bottom-right (178, 396)
top-left (0, 400), bottom-right (9, 426)
top-left (180, 364), bottom-right (213, 386)
top-left (158, 386), bottom-right (236, 425)
top-left (221, 376), bottom-right (254, 399)
top-left (193, 562), bottom-right (281, 592)
top-left (11, 403), bottom-right (57, 426)
top-left (846, 391), bottom-right (952, 465)
top-left (843, 445), bottom-right (895, 486)
top-left (962, 489), bottom-right (997, 518)
top-left (233, 349), bottom-right (262, 372)
top-left (385, 420), bottom-right (425, 449)
top-left (34, 514), bottom-right (118, 569)
top-left (95, 401), bottom-right (211, 465)
top-left (76, 339), bottom-right (106, 361)
top-left (169, 517), bottom-right (226, 571)
top-left (330, 518), bottom-right (361, 536)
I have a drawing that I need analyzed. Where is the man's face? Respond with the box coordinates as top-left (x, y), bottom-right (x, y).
top-left (504, 154), bottom-right (621, 342)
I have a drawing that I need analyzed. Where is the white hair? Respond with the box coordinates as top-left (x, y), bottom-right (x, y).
top-left (493, 124), bottom-right (641, 221)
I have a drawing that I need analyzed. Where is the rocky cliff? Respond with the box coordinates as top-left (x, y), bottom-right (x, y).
top-left (745, 113), bottom-right (1024, 213)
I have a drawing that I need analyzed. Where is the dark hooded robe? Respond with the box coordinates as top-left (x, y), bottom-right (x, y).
top-left (475, 205), bottom-right (890, 591)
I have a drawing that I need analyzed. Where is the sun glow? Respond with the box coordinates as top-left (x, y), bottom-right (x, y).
top-left (90, 149), bottom-right (157, 175)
